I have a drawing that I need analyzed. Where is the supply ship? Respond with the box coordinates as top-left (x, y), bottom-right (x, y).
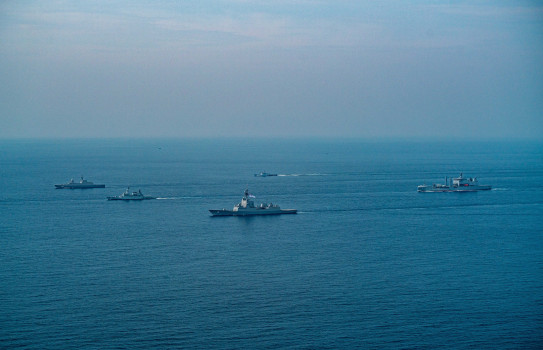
top-left (418, 173), bottom-right (491, 192)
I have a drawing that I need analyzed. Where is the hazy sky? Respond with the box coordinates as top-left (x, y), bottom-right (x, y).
top-left (1, 0), bottom-right (542, 138)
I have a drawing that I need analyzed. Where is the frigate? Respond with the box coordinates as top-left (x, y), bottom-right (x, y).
top-left (55, 176), bottom-right (105, 189)
top-left (254, 172), bottom-right (278, 177)
top-left (107, 187), bottom-right (155, 200)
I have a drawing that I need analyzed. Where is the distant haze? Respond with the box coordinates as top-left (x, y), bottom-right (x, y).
top-left (1, 1), bottom-right (542, 139)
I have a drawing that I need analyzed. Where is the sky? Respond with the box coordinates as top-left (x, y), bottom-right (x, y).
top-left (0, 0), bottom-right (542, 139)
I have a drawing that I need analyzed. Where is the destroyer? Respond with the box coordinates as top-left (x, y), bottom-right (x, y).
top-left (55, 176), bottom-right (105, 189)
top-left (418, 173), bottom-right (492, 192)
top-left (209, 189), bottom-right (297, 216)
top-left (107, 187), bottom-right (155, 201)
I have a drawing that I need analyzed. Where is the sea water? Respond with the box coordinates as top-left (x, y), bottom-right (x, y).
top-left (1, 138), bottom-right (542, 349)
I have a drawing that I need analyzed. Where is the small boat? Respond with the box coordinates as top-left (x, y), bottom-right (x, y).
top-left (254, 172), bottom-right (278, 177)
top-left (418, 173), bottom-right (492, 192)
top-left (107, 187), bottom-right (155, 201)
top-left (55, 176), bottom-right (105, 189)
top-left (210, 189), bottom-right (297, 216)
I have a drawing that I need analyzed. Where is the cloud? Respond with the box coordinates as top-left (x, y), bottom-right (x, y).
top-left (1, 1), bottom-right (542, 138)
top-left (0, 1), bottom-right (404, 53)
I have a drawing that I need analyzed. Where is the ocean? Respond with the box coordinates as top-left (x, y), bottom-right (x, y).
top-left (1, 138), bottom-right (542, 349)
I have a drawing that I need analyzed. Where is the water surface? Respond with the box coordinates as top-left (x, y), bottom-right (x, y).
top-left (1, 139), bottom-right (542, 349)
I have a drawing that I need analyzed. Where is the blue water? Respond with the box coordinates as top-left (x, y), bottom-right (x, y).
top-left (1, 139), bottom-right (542, 349)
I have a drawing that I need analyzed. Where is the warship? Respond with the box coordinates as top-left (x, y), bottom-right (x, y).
top-left (418, 173), bottom-right (492, 192)
top-left (209, 189), bottom-right (297, 216)
top-left (107, 187), bottom-right (155, 201)
top-left (254, 172), bottom-right (278, 177)
top-left (55, 176), bottom-right (105, 189)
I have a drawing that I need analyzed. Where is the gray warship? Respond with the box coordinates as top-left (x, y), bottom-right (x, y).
top-left (209, 189), bottom-right (297, 216)
top-left (418, 173), bottom-right (492, 192)
top-left (107, 187), bottom-right (155, 201)
top-left (254, 172), bottom-right (278, 177)
top-left (55, 176), bottom-right (105, 189)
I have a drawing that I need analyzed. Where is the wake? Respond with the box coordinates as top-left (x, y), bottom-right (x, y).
top-left (277, 173), bottom-right (328, 177)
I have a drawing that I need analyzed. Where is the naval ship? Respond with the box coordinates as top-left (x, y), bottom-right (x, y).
top-left (209, 189), bottom-right (297, 216)
top-left (55, 176), bottom-right (105, 189)
top-left (254, 172), bottom-right (278, 177)
top-left (107, 187), bottom-right (155, 201)
top-left (418, 173), bottom-right (492, 192)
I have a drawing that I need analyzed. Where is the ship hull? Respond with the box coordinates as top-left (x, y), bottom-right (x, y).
top-left (55, 184), bottom-right (105, 189)
top-left (418, 186), bottom-right (491, 193)
top-left (107, 197), bottom-right (154, 201)
top-left (209, 209), bottom-right (297, 216)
